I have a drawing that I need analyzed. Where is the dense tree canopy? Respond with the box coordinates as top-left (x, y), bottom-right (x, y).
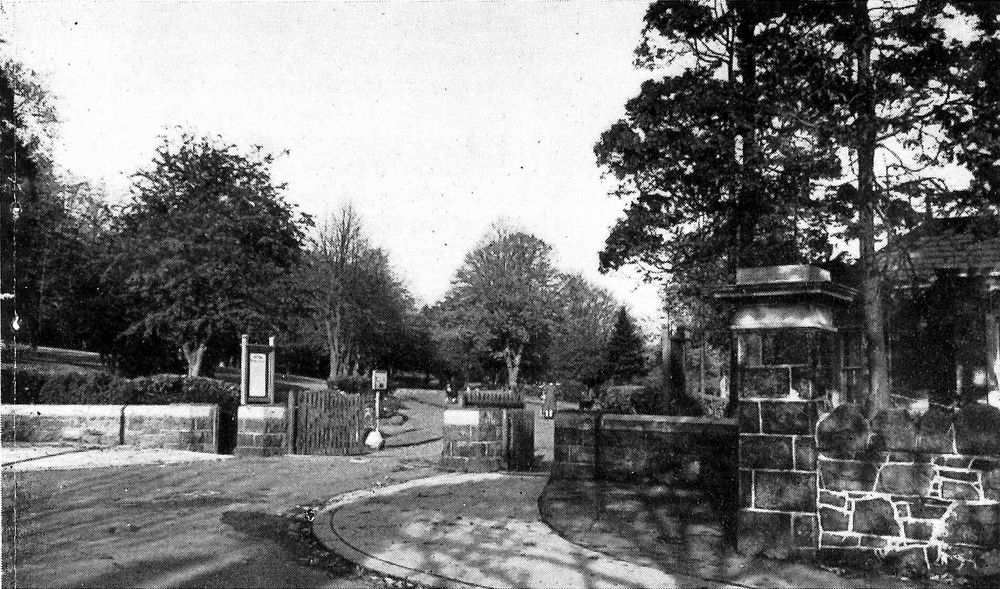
top-left (596, 1), bottom-right (843, 291)
top-left (113, 131), bottom-right (310, 376)
top-left (597, 0), bottom-right (1000, 415)
top-left (1, 57), bottom-right (60, 345)
top-left (548, 273), bottom-right (619, 386)
top-left (436, 226), bottom-right (561, 388)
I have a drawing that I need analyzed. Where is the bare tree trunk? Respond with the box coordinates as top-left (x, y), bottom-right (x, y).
top-left (855, 0), bottom-right (890, 418)
top-left (326, 306), bottom-right (344, 380)
top-left (182, 342), bottom-right (207, 377)
top-left (734, 4), bottom-right (763, 267)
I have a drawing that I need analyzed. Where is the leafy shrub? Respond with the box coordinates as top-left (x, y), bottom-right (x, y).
top-left (0, 366), bottom-right (51, 404)
top-left (327, 375), bottom-right (369, 394)
top-left (518, 383), bottom-right (544, 399)
top-left (100, 332), bottom-right (185, 378)
top-left (598, 385), bottom-right (657, 414)
top-left (37, 371), bottom-right (129, 404)
top-left (558, 380), bottom-right (588, 404)
top-left (120, 374), bottom-right (183, 404)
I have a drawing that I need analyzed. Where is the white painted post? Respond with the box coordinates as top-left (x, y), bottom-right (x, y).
top-left (240, 334), bottom-right (249, 405)
top-left (268, 336), bottom-right (276, 404)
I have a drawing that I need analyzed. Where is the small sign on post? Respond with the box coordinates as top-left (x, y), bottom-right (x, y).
top-left (371, 369), bottom-right (387, 424)
top-left (371, 369), bottom-right (388, 391)
top-left (241, 335), bottom-right (276, 405)
top-left (366, 369), bottom-right (389, 450)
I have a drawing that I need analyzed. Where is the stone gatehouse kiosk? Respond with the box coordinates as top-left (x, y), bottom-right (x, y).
top-left (716, 265), bottom-right (856, 557)
top-left (718, 265), bottom-right (1000, 571)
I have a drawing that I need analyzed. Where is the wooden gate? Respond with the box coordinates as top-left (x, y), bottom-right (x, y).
top-left (289, 389), bottom-right (367, 455)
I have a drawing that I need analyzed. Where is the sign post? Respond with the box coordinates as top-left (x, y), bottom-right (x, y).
top-left (241, 335), bottom-right (276, 405)
top-left (366, 369), bottom-right (389, 450)
top-left (371, 369), bottom-right (387, 424)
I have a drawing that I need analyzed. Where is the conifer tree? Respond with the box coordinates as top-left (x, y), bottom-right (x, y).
top-left (606, 307), bottom-right (645, 384)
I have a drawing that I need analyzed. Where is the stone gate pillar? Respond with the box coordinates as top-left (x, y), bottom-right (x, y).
top-left (715, 265), bottom-right (855, 558)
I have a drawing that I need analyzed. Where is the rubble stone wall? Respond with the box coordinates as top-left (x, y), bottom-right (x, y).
top-left (816, 403), bottom-right (1000, 567)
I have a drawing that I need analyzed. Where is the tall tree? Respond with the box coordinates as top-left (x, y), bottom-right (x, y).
top-left (301, 204), bottom-right (417, 379)
top-left (596, 1), bottom-right (842, 306)
top-left (436, 225), bottom-right (559, 388)
top-left (782, 1), bottom-right (997, 414)
top-left (548, 273), bottom-right (619, 386)
top-left (1, 57), bottom-right (61, 346)
top-left (114, 131), bottom-right (309, 376)
top-left (599, 0), bottom-right (1000, 416)
top-left (605, 306), bottom-right (646, 384)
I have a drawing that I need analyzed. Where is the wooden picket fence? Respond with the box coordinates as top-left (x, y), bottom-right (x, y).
top-left (288, 389), bottom-right (367, 455)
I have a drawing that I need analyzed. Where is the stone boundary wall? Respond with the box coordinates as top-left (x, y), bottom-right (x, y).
top-left (553, 411), bottom-right (737, 482)
top-left (441, 408), bottom-right (534, 472)
top-left (1, 404), bottom-right (219, 452)
top-left (235, 405), bottom-right (288, 457)
top-left (124, 405), bottom-right (218, 453)
top-left (553, 411), bottom-right (599, 479)
top-left (816, 403), bottom-right (1000, 569)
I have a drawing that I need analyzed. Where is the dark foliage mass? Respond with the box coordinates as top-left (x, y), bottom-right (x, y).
top-left (596, 0), bottom-right (1000, 416)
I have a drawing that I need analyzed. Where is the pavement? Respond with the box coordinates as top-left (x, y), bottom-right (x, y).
top-left (313, 463), bottom-right (932, 589)
top-left (1, 443), bottom-right (231, 471)
top-left (313, 471), bottom-right (735, 589)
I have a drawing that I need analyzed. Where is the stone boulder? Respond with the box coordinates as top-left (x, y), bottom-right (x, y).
top-left (852, 496), bottom-right (900, 537)
top-left (915, 406), bottom-right (955, 454)
top-left (954, 404), bottom-right (1000, 456)
top-left (818, 404), bottom-right (869, 458)
top-left (870, 408), bottom-right (917, 452)
top-left (942, 502), bottom-right (1000, 548)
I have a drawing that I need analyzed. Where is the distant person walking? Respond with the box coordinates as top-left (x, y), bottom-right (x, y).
top-left (542, 382), bottom-right (556, 419)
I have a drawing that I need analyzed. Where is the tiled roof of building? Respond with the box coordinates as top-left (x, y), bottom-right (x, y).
top-left (882, 216), bottom-right (1000, 279)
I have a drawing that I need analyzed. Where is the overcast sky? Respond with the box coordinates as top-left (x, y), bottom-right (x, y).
top-left (4, 0), bottom-right (665, 327)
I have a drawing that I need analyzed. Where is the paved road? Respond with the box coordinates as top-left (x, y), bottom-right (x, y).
top-left (1, 388), bottom-right (450, 589)
top-left (0, 387), bottom-right (567, 588)
top-left (3, 449), bottom-right (440, 588)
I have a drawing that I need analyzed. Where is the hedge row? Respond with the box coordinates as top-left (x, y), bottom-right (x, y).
top-left (1, 366), bottom-right (239, 407)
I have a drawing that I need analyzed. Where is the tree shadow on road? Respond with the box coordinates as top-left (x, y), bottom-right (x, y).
top-left (67, 504), bottom-right (379, 588)
top-left (324, 474), bottom-right (694, 589)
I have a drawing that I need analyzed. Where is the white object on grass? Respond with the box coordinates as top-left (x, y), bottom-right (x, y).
top-left (365, 429), bottom-right (385, 450)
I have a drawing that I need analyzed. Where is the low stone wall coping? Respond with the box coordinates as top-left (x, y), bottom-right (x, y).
top-left (601, 414), bottom-right (736, 426)
top-left (2, 404), bottom-right (125, 417)
top-left (237, 405), bottom-right (286, 419)
top-left (124, 404), bottom-right (216, 418)
top-left (601, 414), bottom-right (736, 434)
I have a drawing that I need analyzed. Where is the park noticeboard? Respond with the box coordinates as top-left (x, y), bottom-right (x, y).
top-left (241, 335), bottom-right (275, 405)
